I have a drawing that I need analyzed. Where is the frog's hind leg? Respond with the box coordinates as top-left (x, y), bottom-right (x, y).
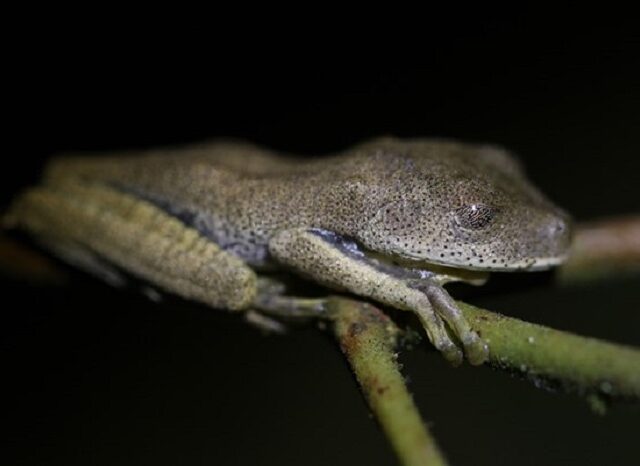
top-left (7, 181), bottom-right (258, 311)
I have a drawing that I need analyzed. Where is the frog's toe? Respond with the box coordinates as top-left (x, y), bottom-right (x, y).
top-left (437, 338), bottom-right (464, 367)
top-left (461, 332), bottom-right (489, 366)
top-left (412, 302), bottom-right (464, 366)
top-left (422, 282), bottom-right (489, 365)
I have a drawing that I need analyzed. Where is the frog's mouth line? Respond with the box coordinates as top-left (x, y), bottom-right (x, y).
top-left (391, 250), bottom-right (568, 273)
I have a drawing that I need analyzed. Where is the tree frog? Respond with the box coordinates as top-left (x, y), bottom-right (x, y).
top-left (4, 137), bottom-right (571, 365)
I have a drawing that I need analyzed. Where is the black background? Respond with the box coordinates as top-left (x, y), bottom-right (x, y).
top-left (3, 23), bottom-right (639, 466)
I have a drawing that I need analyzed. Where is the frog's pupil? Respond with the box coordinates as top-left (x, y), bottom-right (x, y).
top-left (455, 204), bottom-right (495, 229)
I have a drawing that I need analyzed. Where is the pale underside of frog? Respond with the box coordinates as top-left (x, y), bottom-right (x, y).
top-left (4, 137), bottom-right (572, 365)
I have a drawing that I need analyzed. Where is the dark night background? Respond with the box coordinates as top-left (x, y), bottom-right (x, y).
top-left (2, 24), bottom-right (639, 465)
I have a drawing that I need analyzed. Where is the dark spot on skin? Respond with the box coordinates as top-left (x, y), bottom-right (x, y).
top-left (349, 322), bottom-right (366, 338)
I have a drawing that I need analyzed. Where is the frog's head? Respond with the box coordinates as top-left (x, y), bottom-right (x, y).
top-left (358, 140), bottom-right (572, 272)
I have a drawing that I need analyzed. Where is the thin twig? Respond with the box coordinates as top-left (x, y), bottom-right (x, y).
top-left (559, 215), bottom-right (640, 283)
top-left (328, 297), bottom-right (450, 466)
top-left (0, 234), bottom-right (67, 284)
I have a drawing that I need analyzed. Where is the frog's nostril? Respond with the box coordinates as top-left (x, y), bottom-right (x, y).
top-left (546, 214), bottom-right (572, 245)
top-left (538, 214), bottom-right (570, 242)
top-left (553, 219), bottom-right (566, 233)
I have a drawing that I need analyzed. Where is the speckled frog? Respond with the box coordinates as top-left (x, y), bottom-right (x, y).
top-left (5, 137), bottom-right (572, 365)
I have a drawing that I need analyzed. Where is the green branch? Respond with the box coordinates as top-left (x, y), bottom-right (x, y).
top-left (459, 302), bottom-right (640, 402)
top-left (326, 295), bottom-right (640, 466)
top-left (329, 297), bottom-right (450, 466)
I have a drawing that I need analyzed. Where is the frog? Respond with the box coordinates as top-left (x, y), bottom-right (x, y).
top-left (3, 137), bottom-right (572, 366)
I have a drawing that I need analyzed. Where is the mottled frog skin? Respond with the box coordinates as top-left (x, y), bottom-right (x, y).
top-left (5, 137), bottom-right (572, 365)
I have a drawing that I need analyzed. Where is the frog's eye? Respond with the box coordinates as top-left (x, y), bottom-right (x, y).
top-left (454, 204), bottom-right (496, 230)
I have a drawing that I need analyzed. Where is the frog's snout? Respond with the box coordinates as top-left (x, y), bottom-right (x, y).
top-left (539, 211), bottom-right (572, 254)
top-left (547, 215), bottom-right (569, 236)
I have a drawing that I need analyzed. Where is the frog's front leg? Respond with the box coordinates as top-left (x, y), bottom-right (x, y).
top-left (269, 228), bottom-right (488, 366)
top-left (409, 280), bottom-right (488, 365)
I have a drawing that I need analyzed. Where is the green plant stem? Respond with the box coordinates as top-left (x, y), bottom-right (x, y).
top-left (458, 301), bottom-right (640, 401)
top-left (329, 297), bottom-right (450, 466)
top-left (327, 297), bottom-right (640, 466)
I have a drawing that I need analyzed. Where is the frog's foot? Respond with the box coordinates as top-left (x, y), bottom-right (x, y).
top-left (246, 278), bottom-right (329, 334)
top-left (256, 276), bottom-right (288, 296)
top-left (244, 310), bottom-right (289, 335)
top-left (413, 281), bottom-right (489, 365)
top-left (254, 277), bottom-right (329, 319)
top-left (254, 293), bottom-right (329, 319)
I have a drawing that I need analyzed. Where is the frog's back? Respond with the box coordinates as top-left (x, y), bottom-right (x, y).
top-left (45, 140), bottom-right (307, 183)
top-left (44, 137), bottom-right (479, 183)
top-left (42, 141), bottom-right (369, 266)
